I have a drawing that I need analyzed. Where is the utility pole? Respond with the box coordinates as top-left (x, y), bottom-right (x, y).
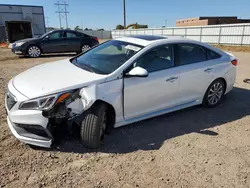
top-left (165, 20), bottom-right (168, 27)
top-left (55, 1), bottom-right (69, 29)
top-left (45, 16), bottom-right (50, 27)
top-left (123, 0), bottom-right (126, 29)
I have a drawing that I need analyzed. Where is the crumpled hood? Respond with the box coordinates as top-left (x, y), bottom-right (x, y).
top-left (13, 59), bottom-right (107, 99)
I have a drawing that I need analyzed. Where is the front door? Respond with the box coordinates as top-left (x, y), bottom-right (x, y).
top-left (124, 44), bottom-right (179, 119)
top-left (41, 31), bottom-right (65, 53)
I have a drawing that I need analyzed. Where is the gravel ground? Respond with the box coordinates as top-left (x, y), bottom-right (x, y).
top-left (0, 49), bottom-right (250, 188)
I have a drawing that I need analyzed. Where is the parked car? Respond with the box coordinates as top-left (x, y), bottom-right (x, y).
top-left (11, 29), bottom-right (99, 57)
top-left (5, 35), bottom-right (237, 148)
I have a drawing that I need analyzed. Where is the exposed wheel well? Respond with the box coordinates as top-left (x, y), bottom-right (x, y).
top-left (92, 100), bottom-right (116, 127)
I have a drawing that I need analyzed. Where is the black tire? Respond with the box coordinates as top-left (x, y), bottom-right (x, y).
top-left (80, 103), bottom-right (107, 149)
top-left (27, 45), bottom-right (41, 58)
top-left (203, 79), bottom-right (226, 107)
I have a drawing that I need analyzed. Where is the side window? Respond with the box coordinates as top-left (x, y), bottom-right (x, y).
top-left (206, 49), bottom-right (221, 60)
top-left (176, 44), bottom-right (207, 66)
top-left (132, 45), bottom-right (174, 73)
top-left (49, 31), bottom-right (62, 39)
top-left (66, 32), bottom-right (77, 38)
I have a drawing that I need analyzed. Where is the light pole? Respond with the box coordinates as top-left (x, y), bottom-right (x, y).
top-left (123, 0), bottom-right (126, 29)
top-left (165, 20), bottom-right (168, 27)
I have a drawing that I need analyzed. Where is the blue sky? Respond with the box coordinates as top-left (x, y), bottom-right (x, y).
top-left (1, 0), bottom-right (250, 30)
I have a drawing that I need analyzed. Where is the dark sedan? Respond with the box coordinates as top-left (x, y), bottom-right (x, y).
top-left (11, 30), bottom-right (99, 57)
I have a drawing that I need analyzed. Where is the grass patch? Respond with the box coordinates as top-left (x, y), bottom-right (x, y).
top-left (213, 45), bottom-right (250, 53)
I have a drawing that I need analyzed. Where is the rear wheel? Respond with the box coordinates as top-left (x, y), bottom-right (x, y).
top-left (203, 79), bottom-right (225, 107)
top-left (80, 103), bottom-right (107, 149)
top-left (27, 45), bottom-right (41, 58)
top-left (81, 44), bottom-right (91, 52)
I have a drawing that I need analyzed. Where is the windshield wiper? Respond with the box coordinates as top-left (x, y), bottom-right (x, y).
top-left (81, 63), bottom-right (95, 73)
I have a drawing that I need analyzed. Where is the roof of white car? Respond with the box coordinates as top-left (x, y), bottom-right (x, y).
top-left (116, 35), bottom-right (188, 46)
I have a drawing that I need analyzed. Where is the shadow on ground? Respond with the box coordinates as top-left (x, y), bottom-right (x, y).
top-left (40, 87), bottom-right (250, 154)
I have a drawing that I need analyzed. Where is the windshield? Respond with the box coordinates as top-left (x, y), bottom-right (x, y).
top-left (71, 40), bottom-right (143, 75)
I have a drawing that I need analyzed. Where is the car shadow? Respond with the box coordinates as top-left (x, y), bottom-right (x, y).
top-left (44, 86), bottom-right (250, 154)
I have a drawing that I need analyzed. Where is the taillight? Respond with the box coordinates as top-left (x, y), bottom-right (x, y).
top-left (93, 37), bottom-right (99, 42)
top-left (231, 59), bottom-right (238, 66)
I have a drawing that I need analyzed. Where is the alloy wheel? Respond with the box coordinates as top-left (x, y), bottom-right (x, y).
top-left (81, 45), bottom-right (91, 52)
top-left (28, 46), bottom-right (41, 57)
top-left (207, 82), bottom-right (224, 105)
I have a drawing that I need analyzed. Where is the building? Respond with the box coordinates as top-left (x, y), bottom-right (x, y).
top-left (176, 17), bottom-right (250, 27)
top-left (0, 4), bottom-right (45, 42)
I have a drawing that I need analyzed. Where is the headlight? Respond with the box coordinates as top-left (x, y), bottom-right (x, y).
top-left (15, 42), bottom-right (25, 47)
top-left (19, 93), bottom-right (70, 110)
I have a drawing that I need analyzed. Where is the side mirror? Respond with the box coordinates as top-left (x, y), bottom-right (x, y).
top-left (126, 67), bottom-right (148, 78)
top-left (44, 35), bottom-right (50, 40)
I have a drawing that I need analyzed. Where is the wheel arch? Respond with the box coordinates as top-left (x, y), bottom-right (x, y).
top-left (91, 99), bottom-right (116, 127)
top-left (214, 77), bottom-right (227, 93)
top-left (202, 77), bottom-right (227, 107)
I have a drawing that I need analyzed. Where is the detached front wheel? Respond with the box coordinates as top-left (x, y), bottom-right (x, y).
top-left (80, 103), bottom-right (107, 149)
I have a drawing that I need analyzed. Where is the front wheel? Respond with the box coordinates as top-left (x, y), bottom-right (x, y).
top-left (80, 103), bottom-right (107, 149)
top-left (203, 79), bottom-right (225, 107)
top-left (27, 45), bottom-right (41, 58)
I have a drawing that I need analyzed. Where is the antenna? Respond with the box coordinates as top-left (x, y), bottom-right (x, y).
top-left (55, 1), bottom-right (69, 29)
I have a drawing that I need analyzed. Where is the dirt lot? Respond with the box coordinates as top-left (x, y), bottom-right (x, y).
top-left (0, 48), bottom-right (250, 188)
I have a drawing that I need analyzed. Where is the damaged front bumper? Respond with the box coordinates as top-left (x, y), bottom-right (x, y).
top-left (7, 116), bottom-right (52, 148)
top-left (5, 84), bottom-right (90, 148)
top-left (5, 81), bottom-right (53, 148)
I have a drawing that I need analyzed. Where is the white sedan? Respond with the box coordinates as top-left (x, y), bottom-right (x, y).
top-left (5, 35), bottom-right (237, 148)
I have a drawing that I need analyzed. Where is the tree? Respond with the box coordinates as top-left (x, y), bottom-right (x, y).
top-left (138, 24), bottom-right (148, 29)
top-left (116, 24), bottom-right (124, 30)
top-left (74, 26), bottom-right (82, 31)
top-left (97, 28), bottom-right (105, 31)
top-left (84, 28), bottom-right (92, 31)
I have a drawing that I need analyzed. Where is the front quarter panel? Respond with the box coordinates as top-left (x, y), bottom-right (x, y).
top-left (78, 79), bottom-right (124, 124)
top-left (96, 79), bottom-right (124, 123)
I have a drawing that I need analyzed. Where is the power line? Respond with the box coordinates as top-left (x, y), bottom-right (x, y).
top-left (55, 1), bottom-right (69, 29)
top-left (165, 20), bottom-right (168, 27)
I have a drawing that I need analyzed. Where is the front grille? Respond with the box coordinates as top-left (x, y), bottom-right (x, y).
top-left (6, 92), bottom-right (17, 110)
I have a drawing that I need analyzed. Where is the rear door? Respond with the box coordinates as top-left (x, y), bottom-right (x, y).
top-left (41, 31), bottom-right (65, 53)
top-left (63, 31), bottom-right (81, 52)
top-left (173, 43), bottom-right (223, 105)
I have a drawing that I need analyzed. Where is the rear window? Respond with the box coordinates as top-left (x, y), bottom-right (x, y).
top-left (206, 49), bottom-right (221, 60)
top-left (176, 44), bottom-right (207, 65)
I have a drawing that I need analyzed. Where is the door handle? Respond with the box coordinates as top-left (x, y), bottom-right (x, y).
top-left (166, 77), bottom-right (178, 82)
top-left (204, 68), bottom-right (214, 73)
